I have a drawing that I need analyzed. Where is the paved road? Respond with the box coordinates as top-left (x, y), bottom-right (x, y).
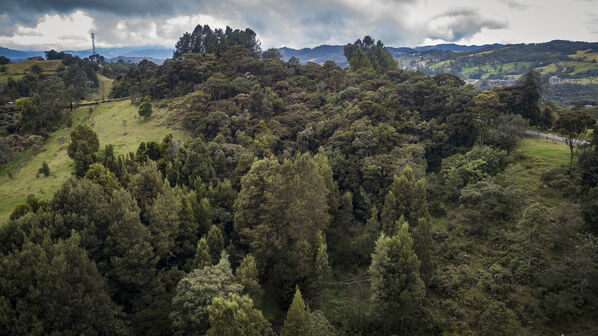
top-left (524, 130), bottom-right (590, 145)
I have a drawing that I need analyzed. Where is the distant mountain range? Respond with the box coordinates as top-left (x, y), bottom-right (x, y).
top-left (279, 43), bottom-right (497, 66)
top-left (0, 47), bottom-right (44, 61)
top-left (0, 46), bottom-right (173, 63)
top-left (1, 43), bottom-right (495, 65)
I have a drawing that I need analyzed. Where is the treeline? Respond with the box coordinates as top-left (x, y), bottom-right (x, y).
top-left (173, 24), bottom-right (261, 58)
top-left (1, 28), bottom-right (598, 335)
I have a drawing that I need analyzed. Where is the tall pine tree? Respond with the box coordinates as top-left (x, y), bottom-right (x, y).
top-left (281, 287), bottom-right (312, 336)
top-left (369, 221), bottom-right (425, 332)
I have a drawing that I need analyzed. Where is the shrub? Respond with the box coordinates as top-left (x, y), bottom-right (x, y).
top-left (138, 101), bottom-right (153, 120)
top-left (38, 161), bottom-right (50, 177)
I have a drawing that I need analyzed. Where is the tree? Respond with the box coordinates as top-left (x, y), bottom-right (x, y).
top-left (344, 36), bottom-right (397, 73)
top-left (84, 163), bottom-right (120, 195)
top-left (554, 109), bottom-right (594, 170)
top-left (582, 187), bottom-right (598, 233)
top-left (0, 233), bottom-right (121, 335)
top-left (206, 294), bottom-right (272, 336)
top-left (206, 225), bottom-right (224, 264)
top-left (193, 237), bottom-right (212, 269)
top-left (347, 48), bottom-right (373, 72)
top-left (236, 254), bottom-right (264, 305)
top-left (281, 287), bottom-right (312, 336)
top-left (518, 203), bottom-right (552, 270)
top-left (310, 310), bottom-right (337, 336)
top-left (67, 124), bottom-right (99, 176)
top-left (50, 177), bottom-right (111, 256)
top-left (0, 55), bottom-right (9, 64)
top-left (369, 222), bottom-right (425, 332)
top-left (413, 217), bottom-right (435, 284)
top-left (262, 48), bottom-right (282, 60)
top-left (472, 90), bottom-right (500, 145)
top-left (29, 64), bottom-right (43, 75)
top-left (477, 302), bottom-right (521, 336)
top-left (128, 161), bottom-right (165, 215)
top-left (146, 187), bottom-right (180, 262)
top-left (104, 189), bottom-right (156, 292)
top-left (139, 101), bottom-right (153, 120)
top-left (38, 161), bottom-right (50, 177)
top-left (171, 252), bottom-right (242, 335)
top-left (234, 153), bottom-right (333, 294)
top-left (173, 24), bottom-right (261, 58)
top-left (314, 232), bottom-right (331, 289)
top-left (381, 167), bottom-right (428, 232)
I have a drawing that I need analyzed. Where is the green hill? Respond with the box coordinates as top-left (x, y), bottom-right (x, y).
top-left (0, 59), bottom-right (62, 82)
top-left (0, 99), bottom-right (188, 222)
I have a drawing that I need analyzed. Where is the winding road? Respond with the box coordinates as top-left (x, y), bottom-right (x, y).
top-left (524, 130), bottom-right (590, 145)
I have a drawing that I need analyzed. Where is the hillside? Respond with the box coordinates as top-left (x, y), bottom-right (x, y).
top-left (0, 100), bottom-right (188, 222)
top-left (395, 40), bottom-right (598, 82)
top-left (1, 27), bottom-right (597, 336)
top-left (0, 59), bottom-right (62, 82)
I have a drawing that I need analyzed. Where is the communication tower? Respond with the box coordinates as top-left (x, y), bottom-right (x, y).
top-left (90, 32), bottom-right (99, 62)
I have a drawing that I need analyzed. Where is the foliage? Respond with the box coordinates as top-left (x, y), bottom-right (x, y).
top-left (344, 36), bottom-right (397, 73)
top-left (38, 161), bottom-right (50, 177)
top-left (369, 222), bottom-right (425, 332)
top-left (281, 287), bottom-right (312, 336)
top-left (207, 293), bottom-right (272, 336)
top-left (139, 101), bottom-right (153, 120)
top-left (173, 24), bottom-right (260, 58)
top-left (68, 124), bottom-right (99, 176)
top-left (554, 108), bottom-right (594, 169)
top-left (170, 252), bottom-right (243, 335)
top-left (0, 233), bottom-right (122, 335)
top-left (236, 254), bottom-right (264, 305)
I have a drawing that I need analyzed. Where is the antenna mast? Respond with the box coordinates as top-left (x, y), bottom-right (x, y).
top-left (90, 32), bottom-right (98, 62)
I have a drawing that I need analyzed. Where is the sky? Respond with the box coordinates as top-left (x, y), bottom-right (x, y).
top-left (0, 0), bottom-right (596, 51)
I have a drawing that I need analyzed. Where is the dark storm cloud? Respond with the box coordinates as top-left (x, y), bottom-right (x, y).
top-left (428, 8), bottom-right (508, 42)
top-left (0, 0), bottom-right (514, 49)
top-left (0, 0), bottom-right (201, 17)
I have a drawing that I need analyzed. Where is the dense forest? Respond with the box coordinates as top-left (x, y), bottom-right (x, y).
top-left (1, 25), bottom-right (598, 335)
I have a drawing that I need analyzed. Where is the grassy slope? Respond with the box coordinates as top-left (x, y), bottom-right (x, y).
top-left (0, 60), bottom-right (62, 82)
top-left (0, 100), bottom-right (188, 223)
top-left (87, 74), bottom-right (114, 102)
top-left (504, 137), bottom-right (570, 206)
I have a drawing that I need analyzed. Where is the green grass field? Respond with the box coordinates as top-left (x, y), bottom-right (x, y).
top-left (0, 100), bottom-right (189, 223)
top-left (503, 136), bottom-right (571, 205)
top-left (87, 74), bottom-right (114, 102)
top-left (0, 60), bottom-right (62, 82)
top-left (569, 50), bottom-right (598, 62)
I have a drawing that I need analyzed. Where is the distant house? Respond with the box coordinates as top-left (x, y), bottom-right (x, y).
top-left (487, 79), bottom-right (516, 87)
top-left (27, 56), bottom-right (43, 61)
top-left (549, 76), bottom-right (561, 84)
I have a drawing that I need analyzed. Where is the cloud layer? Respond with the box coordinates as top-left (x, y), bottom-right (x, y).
top-left (0, 0), bottom-right (595, 50)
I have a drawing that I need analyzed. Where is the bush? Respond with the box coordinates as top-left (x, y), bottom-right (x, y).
top-left (38, 161), bottom-right (50, 177)
top-left (138, 101), bottom-right (153, 120)
top-left (339, 87), bottom-right (360, 101)
top-left (477, 302), bottom-right (521, 336)
top-left (541, 166), bottom-right (580, 197)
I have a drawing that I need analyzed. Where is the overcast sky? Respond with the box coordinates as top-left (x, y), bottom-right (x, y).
top-left (0, 0), bottom-right (596, 51)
